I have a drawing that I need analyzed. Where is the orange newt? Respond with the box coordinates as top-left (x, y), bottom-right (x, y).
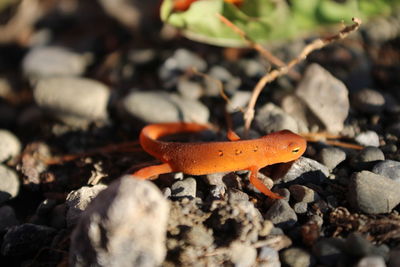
top-left (173, 0), bottom-right (243, 11)
top-left (132, 122), bottom-right (307, 199)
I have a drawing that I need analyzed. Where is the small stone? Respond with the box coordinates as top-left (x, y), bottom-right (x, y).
top-left (274, 157), bottom-right (329, 185)
top-left (296, 64), bottom-right (349, 133)
top-left (0, 165), bottom-right (19, 204)
top-left (293, 202), bottom-right (308, 214)
top-left (355, 131), bottom-right (380, 147)
top-left (65, 184), bottom-right (107, 227)
top-left (1, 223), bottom-right (56, 257)
top-left (348, 171), bottom-right (400, 214)
top-left (70, 176), bottom-right (169, 267)
top-left (165, 49), bottom-right (207, 72)
top-left (238, 59), bottom-right (266, 78)
top-left (227, 91), bottom-right (252, 113)
top-left (171, 177), bottom-right (197, 199)
top-left (281, 247), bottom-right (313, 267)
top-left (207, 65), bottom-right (241, 95)
top-left (352, 147), bottom-right (385, 170)
top-left (289, 185), bottom-right (320, 203)
top-left (259, 246), bottom-right (281, 267)
top-left (313, 238), bottom-right (345, 266)
top-left (23, 46), bottom-right (87, 80)
top-left (0, 130), bottom-right (21, 162)
top-left (259, 220), bottom-right (274, 237)
top-left (121, 91), bottom-right (209, 124)
top-left (356, 256), bottom-right (386, 267)
top-left (352, 88), bottom-right (385, 114)
top-left (281, 94), bottom-right (309, 133)
top-left (265, 199), bottom-right (297, 229)
top-left (372, 160), bottom-right (400, 182)
top-left (184, 225), bottom-right (213, 247)
top-left (318, 147), bottom-right (346, 170)
top-left (256, 103), bottom-right (298, 133)
top-left (36, 198), bottom-right (57, 216)
top-left (0, 205), bottom-right (18, 231)
top-left (229, 241), bottom-right (257, 267)
top-left (344, 232), bottom-right (374, 257)
top-left (34, 77), bottom-right (110, 126)
top-left (177, 78), bottom-right (203, 100)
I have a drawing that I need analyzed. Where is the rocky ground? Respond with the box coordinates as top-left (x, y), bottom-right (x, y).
top-left (1, 1), bottom-right (400, 267)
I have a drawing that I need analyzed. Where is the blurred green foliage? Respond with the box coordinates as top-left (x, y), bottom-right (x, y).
top-left (161, 0), bottom-right (400, 46)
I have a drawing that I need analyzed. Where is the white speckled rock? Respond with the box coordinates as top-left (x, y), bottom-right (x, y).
top-left (0, 130), bottom-right (21, 163)
top-left (70, 176), bottom-right (169, 267)
top-left (0, 165), bottom-right (19, 204)
top-left (34, 77), bottom-right (110, 126)
top-left (23, 46), bottom-right (88, 80)
top-left (296, 64), bottom-right (349, 133)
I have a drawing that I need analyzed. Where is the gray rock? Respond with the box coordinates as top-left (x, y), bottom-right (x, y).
top-left (274, 157), bottom-right (329, 185)
top-left (352, 88), bottom-right (385, 114)
top-left (1, 223), bottom-right (56, 257)
top-left (165, 49), bottom-right (207, 72)
top-left (0, 130), bottom-right (21, 162)
top-left (34, 77), bottom-right (110, 126)
top-left (227, 91), bottom-right (251, 113)
top-left (23, 46), bottom-right (87, 80)
top-left (344, 232), bottom-right (375, 257)
top-left (258, 246), bottom-right (281, 267)
top-left (296, 64), bottom-right (349, 133)
top-left (372, 160), bottom-right (400, 182)
top-left (318, 147), bottom-right (346, 170)
top-left (184, 225), bottom-right (213, 247)
top-left (207, 65), bottom-right (241, 95)
top-left (356, 256), bottom-right (386, 267)
top-left (70, 176), bottom-right (169, 267)
top-left (281, 247), bottom-right (313, 267)
top-left (388, 249), bottom-right (400, 267)
top-left (265, 199), bottom-right (297, 229)
top-left (171, 177), bottom-right (197, 199)
top-left (355, 131), bottom-right (380, 147)
top-left (0, 165), bottom-right (19, 204)
top-left (352, 147), bottom-right (385, 170)
top-left (0, 205), bottom-right (18, 231)
top-left (313, 238), bottom-right (345, 266)
top-left (293, 202), bottom-right (308, 214)
top-left (281, 94), bottom-right (309, 133)
top-left (66, 184), bottom-right (107, 227)
top-left (348, 171), bottom-right (400, 214)
top-left (289, 185), bottom-right (319, 203)
top-left (121, 91), bottom-right (209, 124)
top-left (177, 78), bottom-right (203, 100)
top-left (229, 241), bottom-right (257, 267)
top-left (238, 59), bottom-right (266, 78)
top-left (36, 198), bottom-right (57, 216)
top-left (256, 103), bottom-right (298, 133)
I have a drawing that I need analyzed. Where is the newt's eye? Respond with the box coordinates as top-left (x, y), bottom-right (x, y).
top-left (292, 147), bottom-right (301, 153)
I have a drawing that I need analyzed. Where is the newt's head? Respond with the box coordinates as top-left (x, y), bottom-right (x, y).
top-left (262, 130), bottom-right (307, 164)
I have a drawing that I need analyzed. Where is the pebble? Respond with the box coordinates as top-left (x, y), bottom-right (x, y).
top-left (207, 65), bottom-right (241, 95)
top-left (164, 48), bottom-right (207, 72)
top-left (238, 59), bottom-right (266, 78)
top-left (281, 94), bottom-right (309, 133)
top-left (255, 103), bottom-right (299, 133)
top-left (1, 223), bottom-right (56, 257)
top-left (355, 256), bottom-right (386, 267)
top-left (318, 147), bottom-right (346, 170)
top-left (0, 165), bottom-right (20, 204)
top-left (184, 225), bottom-right (213, 247)
top-left (70, 176), bottom-right (169, 267)
top-left (289, 185), bottom-right (320, 203)
top-left (265, 199), bottom-right (297, 229)
top-left (351, 147), bottom-right (385, 170)
top-left (280, 247), bottom-right (313, 267)
top-left (296, 64), bottom-right (349, 133)
top-left (352, 88), bottom-right (385, 114)
top-left (258, 246), bottom-right (281, 267)
top-left (34, 77), bottom-right (110, 127)
top-left (355, 131), bottom-right (380, 147)
top-left (227, 91), bottom-right (252, 113)
top-left (65, 184), bottom-right (107, 227)
top-left (0, 129), bottom-right (21, 163)
top-left (0, 205), bottom-right (18, 231)
top-left (348, 171), bottom-right (400, 214)
top-left (121, 91), bottom-right (209, 124)
top-left (22, 46), bottom-right (88, 81)
top-left (312, 238), bottom-right (345, 266)
top-left (274, 157), bottom-right (329, 185)
top-left (171, 177), bottom-right (197, 199)
top-left (372, 160), bottom-right (400, 182)
top-left (229, 241), bottom-right (257, 267)
top-left (293, 202), bottom-right (308, 214)
top-left (177, 78), bottom-right (203, 100)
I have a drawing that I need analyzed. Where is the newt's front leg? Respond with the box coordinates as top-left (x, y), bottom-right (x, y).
top-left (132, 163), bottom-right (174, 180)
top-left (248, 166), bottom-right (283, 199)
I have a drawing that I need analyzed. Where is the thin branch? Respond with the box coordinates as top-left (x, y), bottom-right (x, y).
top-left (216, 13), bottom-right (286, 68)
top-left (243, 17), bottom-right (362, 135)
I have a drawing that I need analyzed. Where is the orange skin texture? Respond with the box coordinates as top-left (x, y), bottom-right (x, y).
top-left (133, 122), bottom-right (307, 199)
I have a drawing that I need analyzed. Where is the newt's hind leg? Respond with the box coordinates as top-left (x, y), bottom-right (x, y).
top-left (132, 163), bottom-right (174, 180)
top-left (248, 167), bottom-right (283, 199)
